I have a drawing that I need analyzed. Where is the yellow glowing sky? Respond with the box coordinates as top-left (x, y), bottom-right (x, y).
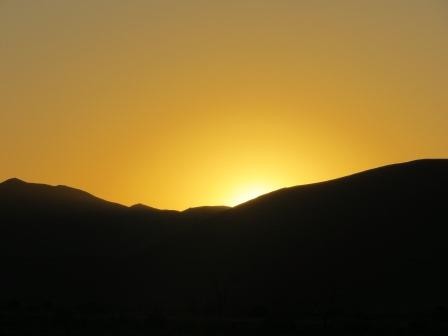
top-left (1, 1), bottom-right (447, 209)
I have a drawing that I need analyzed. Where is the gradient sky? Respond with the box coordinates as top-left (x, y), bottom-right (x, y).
top-left (1, 0), bottom-right (447, 209)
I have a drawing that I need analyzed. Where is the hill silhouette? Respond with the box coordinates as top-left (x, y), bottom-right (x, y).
top-left (1, 159), bottom-right (448, 332)
top-left (0, 177), bottom-right (125, 210)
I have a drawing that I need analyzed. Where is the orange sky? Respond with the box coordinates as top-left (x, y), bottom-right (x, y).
top-left (1, 0), bottom-right (447, 209)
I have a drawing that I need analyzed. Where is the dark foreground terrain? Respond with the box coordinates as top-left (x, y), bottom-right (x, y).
top-left (2, 303), bottom-right (448, 335)
top-left (1, 159), bottom-right (448, 335)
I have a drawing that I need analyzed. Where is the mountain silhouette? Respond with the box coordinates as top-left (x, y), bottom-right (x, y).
top-left (1, 159), bottom-right (448, 322)
top-left (0, 177), bottom-right (125, 212)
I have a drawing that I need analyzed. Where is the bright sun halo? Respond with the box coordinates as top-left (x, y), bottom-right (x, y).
top-left (229, 184), bottom-right (274, 206)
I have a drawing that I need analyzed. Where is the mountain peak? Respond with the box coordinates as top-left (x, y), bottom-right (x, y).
top-left (130, 203), bottom-right (160, 211)
top-left (183, 206), bottom-right (231, 213)
top-left (1, 178), bottom-right (26, 185)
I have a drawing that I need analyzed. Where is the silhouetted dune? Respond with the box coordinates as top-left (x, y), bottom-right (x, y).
top-left (1, 159), bottom-right (448, 325)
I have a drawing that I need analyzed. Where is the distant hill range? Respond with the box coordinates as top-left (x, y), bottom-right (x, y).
top-left (1, 159), bottom-right (448, 316)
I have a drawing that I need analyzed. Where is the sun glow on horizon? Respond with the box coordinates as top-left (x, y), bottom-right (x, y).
top-left (228, 183), bottom-right (277, 207)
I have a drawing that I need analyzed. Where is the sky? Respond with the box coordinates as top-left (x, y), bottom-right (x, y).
top-left (1, 0), bottom-right (447, 209)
